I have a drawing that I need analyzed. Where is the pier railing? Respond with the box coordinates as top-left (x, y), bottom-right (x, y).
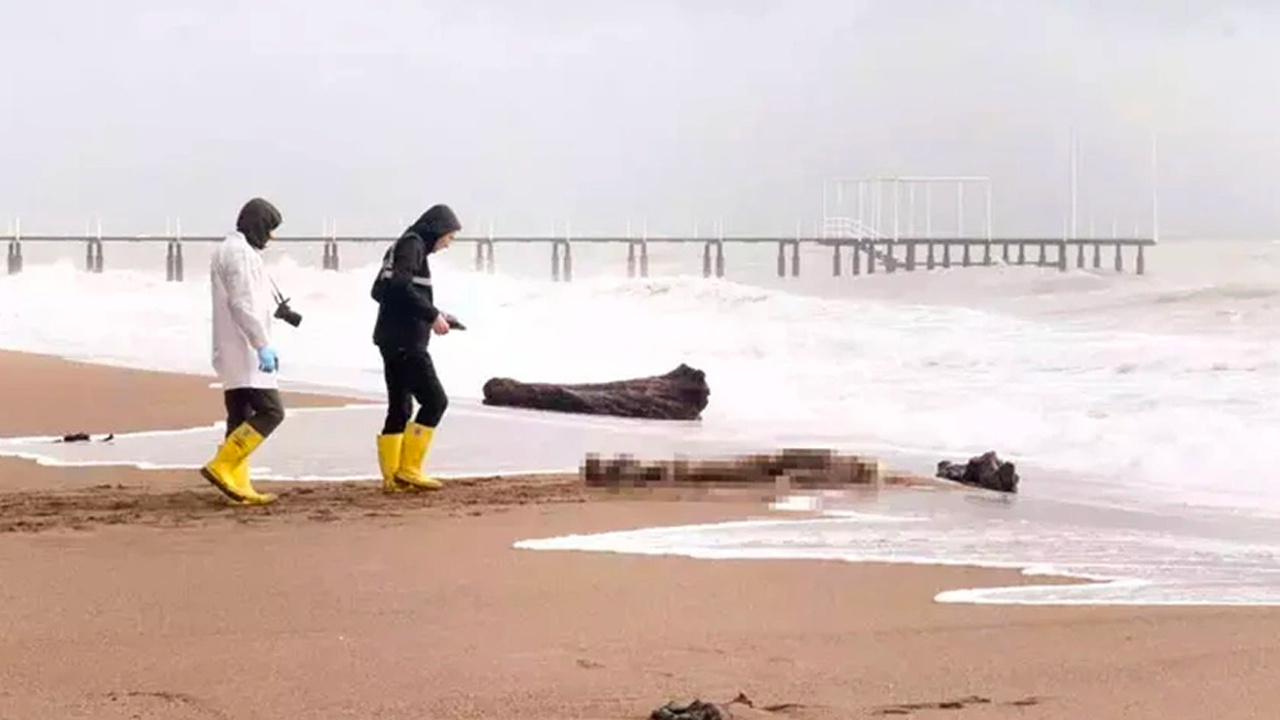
top-left (3, 232), bottom-right (1155, 281)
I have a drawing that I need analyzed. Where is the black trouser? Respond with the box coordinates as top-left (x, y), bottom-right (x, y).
top-left (379, 345), bottom-right (448, 434)
top-left (224, 388), bottom-right (286, 439)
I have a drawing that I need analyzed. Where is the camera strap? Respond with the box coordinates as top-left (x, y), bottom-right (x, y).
top-left (267, 275), bottom-right (287, 305)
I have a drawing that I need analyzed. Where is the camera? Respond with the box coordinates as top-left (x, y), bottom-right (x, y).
top-left (274, 299), bottom-right (303, 328)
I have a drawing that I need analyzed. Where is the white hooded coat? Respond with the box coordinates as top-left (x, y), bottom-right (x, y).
top-left (210, 231), bottom-right (276, 390)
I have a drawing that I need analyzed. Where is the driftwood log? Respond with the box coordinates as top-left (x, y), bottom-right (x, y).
top-left (582, 448), bottom-right (882, 489)
top-left (936, 451), bottom-right (1019, 493)
top-left (481, 363), bottom-right (710, 420)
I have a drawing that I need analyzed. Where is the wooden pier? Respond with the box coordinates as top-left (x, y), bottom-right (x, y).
top-left (2, 233), bottom-right (1154, 281)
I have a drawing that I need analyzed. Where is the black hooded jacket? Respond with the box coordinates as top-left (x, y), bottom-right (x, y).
top-left (371, 204), bottom-right (462, 350)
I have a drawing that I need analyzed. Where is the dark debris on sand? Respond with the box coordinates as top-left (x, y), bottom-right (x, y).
top-left (935, 450), bottom-right (1019, 493)
top-left (482, 363), bottom-right (710, 420)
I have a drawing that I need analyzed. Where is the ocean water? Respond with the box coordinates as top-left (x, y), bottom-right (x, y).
top-left (4, 235), bottom-right (1280, 605)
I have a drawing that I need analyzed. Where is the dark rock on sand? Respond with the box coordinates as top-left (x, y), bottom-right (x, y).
top-left (481, 363), bottom-right (710, 420)
top-left (936, 451), bottom-right (1019, 493)
top-left (650, 699), bottom-right (729, 720)
top-left (650, 693), bottom-right (792, 720)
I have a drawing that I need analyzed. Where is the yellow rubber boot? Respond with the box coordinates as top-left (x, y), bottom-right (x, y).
top-left (393, 422), bottom-right (443, 491)
top-left (377, 433), bottom-right (404, 493)
top-left (200, 422), bottom-right (277, 505)
top-left (231, 459), bottom-right (277, 506)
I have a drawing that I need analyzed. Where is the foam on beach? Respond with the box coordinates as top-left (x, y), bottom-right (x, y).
top-left (514, 489), bottom-right (1280, 606)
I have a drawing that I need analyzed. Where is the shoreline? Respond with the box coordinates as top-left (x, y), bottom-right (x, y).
top-left (3, 350), bottom-right (1280, 718)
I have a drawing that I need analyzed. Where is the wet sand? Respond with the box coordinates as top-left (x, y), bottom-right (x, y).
top-left (2, 351), bottom-right (1279, 719)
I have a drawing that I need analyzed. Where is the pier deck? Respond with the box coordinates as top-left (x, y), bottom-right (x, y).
top-left (3, 234), bottom-right (1155, 281)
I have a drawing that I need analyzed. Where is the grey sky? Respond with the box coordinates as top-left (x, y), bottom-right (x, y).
top-left (1, 0), bottom-right (1275, 238)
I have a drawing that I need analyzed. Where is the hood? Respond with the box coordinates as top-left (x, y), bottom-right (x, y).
top-left (236, 197), bottom-right (283, 250)
top-left (406, 204), bottom-right (461, 252)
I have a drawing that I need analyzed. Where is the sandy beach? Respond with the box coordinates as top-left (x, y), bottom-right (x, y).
top-left (1, 351), bottom-right (1278, 719)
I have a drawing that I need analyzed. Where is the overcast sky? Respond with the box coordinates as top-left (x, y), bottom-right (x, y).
top-left (1, 0), bottom-right (1275, 238)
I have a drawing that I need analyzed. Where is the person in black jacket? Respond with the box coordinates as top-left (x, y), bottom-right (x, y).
top-left (371, 204), bottom-right (462, 492)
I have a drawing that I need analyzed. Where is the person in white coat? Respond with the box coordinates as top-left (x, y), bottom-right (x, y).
top-left (200, 197), bottom-right (287, 505)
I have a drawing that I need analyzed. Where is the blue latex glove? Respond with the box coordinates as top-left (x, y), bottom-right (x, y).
top-left (257, 346), bottom-right (279, 373)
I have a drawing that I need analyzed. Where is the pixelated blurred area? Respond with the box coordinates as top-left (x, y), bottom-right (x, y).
top-left (581, 448), bottom-right (890, 491)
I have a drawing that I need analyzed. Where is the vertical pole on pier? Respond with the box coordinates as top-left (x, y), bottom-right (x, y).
top-left (1058, 240), bottom-right (1068, 272)
top-left (331, 219), bottom-right (339, 271)
top-left (1114, 243), bottom-right (1124, 272)
top-left (872, 181), bottom-right (882, 245)
top-left (702, 242), bottom-right (711, 278)
top-left (852, 241), bottom-right (862, 275)
top-left (640, 221), bottom-right (649, 278)
top-left (1037, 242), bottom-right (1047, 267)
top-left (475, 221), bottom-right (496, 274)
top-left (716, 219), bottom-right (725, 278)
top-left (331, 219), bottom-right (342, 271)
top-left (791, 223), bottom-right (801, 277)
top-left (7, 218), bottom-right (22, 275)
top-left (908, 184), bottom-right (916, 238)
top-left (91, 218), bottom-right (103, 272)
top-left (1093, 242), bottom-right (1102, 268)
top-left (1137, 244), bottom-right (1146, 275)
top-left (321, 218), bottom-right (330, 270)
top-left (166, 223), bottom-right (184, 282)
top-left (832, 244), bottom-right (842, 277)
top-left (1069, 129), bottom-right (1079, 239)
top-left (488, 226), bottom-right (496, 273)
top-left (176, 218), bottom-right (185, 281)
top-left (906, 241), bottom-right (917, 271)
top-left (925, 183), bottom-right (933, 239)
top-left (1076, 242), bottom-right (1085, 268)
top-left (551, 236), bottom-right (561, 282)
top-left (856, 181), bottom-right (865, 239)
top-left (926, 242), bottom-right (935, 270)
top-left (625, 218), bottom-right (635, 278)
top-left (1150, 130), bottom-right (1160, 244)
top-left (776, 241), bottom-right (786, 278)
top-left (563, 221), bottom-right (573, 282)
top-left (983, 178), bottom-right (993, 266)
top-left (892, 179), bottom-right (900, 243)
